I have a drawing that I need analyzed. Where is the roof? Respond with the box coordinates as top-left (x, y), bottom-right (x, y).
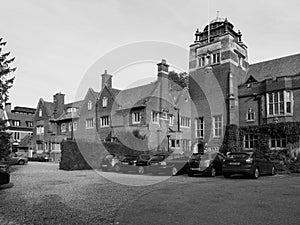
top-left (114, 82), bottom-right (157, 110)
top-left (43, 101), bottom-right (55, 117)
top-left (246, 53), bottom-right (300, 82)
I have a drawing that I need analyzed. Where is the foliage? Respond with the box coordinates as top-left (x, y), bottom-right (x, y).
top-left (168, 71), bottom-right (189, 89)
top-left (132, 129), bottom-right (146, 140)
top-left (0, 119), bottom-right (11, 160)
top-left (0, 38), bottom-right (16, 109)
top-left (0, 38), bottom-right (16, 160)
top-left (220, 124), bottom-right (243, 154)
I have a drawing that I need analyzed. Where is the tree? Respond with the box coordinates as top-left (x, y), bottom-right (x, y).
top-left (0, 38), bottom-right (16, 108)
top-left (168, 71), bottom-right (189, 90)
top-left (0, 37), bottom-right (16, 160)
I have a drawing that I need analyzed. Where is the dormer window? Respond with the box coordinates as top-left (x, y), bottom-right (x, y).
top-left (87, 100), bottom-right (92, 110)
top-left (102, 97), bottom-right (108, 108)
top-left (39, 109), bottom-right (42, 117)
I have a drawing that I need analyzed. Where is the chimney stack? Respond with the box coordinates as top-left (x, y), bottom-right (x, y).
top-left (53, 92), bottom-right (65, 118)
top-left (5, 103), bottom-right (11, 113)
top-left (101, 70), bottom-right (112, 90)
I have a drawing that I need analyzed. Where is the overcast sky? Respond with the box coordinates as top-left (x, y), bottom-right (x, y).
top-left (1, 0), bottom-right (299, 108)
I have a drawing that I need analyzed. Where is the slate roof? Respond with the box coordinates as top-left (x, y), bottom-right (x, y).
top-left (246, 53), bottom-right (300, 82)
top-left (114, 82), bottom-right (158, 110)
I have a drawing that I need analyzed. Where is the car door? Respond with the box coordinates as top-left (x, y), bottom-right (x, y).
top-left (254, 152), bottom-right (268, 174)
top-left (216, 153), bottom-right (226, 174)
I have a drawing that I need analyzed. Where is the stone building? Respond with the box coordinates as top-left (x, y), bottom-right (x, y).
top-left (188, 16), bottom-right (300, 153)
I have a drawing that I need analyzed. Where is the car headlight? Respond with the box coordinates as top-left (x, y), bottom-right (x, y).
top-left (160, 161), bottom-right (167, 166)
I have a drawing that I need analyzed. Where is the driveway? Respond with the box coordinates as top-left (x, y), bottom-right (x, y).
top-left (0, 162), bottom-right (299, 225)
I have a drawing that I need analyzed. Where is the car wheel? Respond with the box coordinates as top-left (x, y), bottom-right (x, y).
top-left (223, 173), bottom-right (231, 178)
top-left (138, 166), bottom-right (145, 175)
top-left (171, 167), bottom-right (178, 176)
top-left (271, 166), bottom-right (276, 176)
top-left (210, 167), bottom-right (216, 177)
top-left (114, 164), bottom-right (120, 173)
top-left (18, 160), bottom-right (25, 165)
top-left (253, 167), bottom-right (260, 179)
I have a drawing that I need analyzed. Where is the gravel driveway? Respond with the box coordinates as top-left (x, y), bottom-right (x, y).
top-left (0, 162), bottom-right (183, 225)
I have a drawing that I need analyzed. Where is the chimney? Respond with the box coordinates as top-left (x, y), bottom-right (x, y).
top-left (101, 70), bottom-right (112, 90)
top-left (53, 92), bottom-right (65, 118)
top-left (5, 103), bottom-right (11, 113)
top-left (157, 59), bottom-right (169, 96)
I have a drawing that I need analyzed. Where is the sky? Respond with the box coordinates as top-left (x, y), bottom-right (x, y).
top-left (1, 0), bottom-right (299, 108)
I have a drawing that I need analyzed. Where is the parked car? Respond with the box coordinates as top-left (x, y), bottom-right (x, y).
top-left (136, 153), bottom-right (189, 176)
top-left (0, 163), bottom-right (10, 185)
top-left (7, 154), bottom-right (28, 165)
top-left (187, 152), bottom-right (226, 177)
top-left (101, 154), bottom-right (120, 172)
top-left (114, 154), bottom-right (151, 173)
top-left (222, 151), bottom-right (276, 179)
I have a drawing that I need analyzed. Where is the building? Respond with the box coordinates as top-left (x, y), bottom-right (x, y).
top-left (188, 16), bottom-right (300, 153)
top-left (0, 103), bottom-right (36, 156)
top-left (32, 89), bottom-right (99, 161)
top-left (96, 60), bottom-right (192, 153)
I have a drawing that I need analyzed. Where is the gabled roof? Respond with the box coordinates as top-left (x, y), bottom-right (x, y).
top-left (114, 82), bottom-right (157, 110)
top-left (246, 53), bottom-right (300, 82)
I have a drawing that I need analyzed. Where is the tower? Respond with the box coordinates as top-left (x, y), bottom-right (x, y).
top-left (189, 17), bottom-right (248, 149)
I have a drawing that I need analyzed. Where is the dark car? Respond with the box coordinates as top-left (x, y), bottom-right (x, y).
top-left (187, 152), bottom-right (226, 177)
top-left (101, 154), bottom-right (120, 172)
top-left (0, 163), bottom-right (10, 185)
top-left (222, 151), bottom-right (276, 179)
top-left (137, 153), bottom-right (189, 176)
top-left (114, 154), bottom-right (151, 173)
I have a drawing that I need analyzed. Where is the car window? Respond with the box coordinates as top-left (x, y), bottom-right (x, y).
top-left (228, 153), bottom-right (251, 159)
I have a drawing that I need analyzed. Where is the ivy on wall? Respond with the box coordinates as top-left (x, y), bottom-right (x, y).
top-left (220, 122), bottom-right (300, 155)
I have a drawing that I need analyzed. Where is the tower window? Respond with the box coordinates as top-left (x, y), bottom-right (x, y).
top-left (212, 52), bottom-right (220, 64)
top-left (246, 108), bottom-right (255, 121)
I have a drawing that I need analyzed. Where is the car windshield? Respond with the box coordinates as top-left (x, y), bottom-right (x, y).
top-left (228, 153), bottom-right (252, 159)
top-left (123, 155), bottom-right (137, 160)
top-left (139, 154), bottom-right (151, 161)
top-left (150, 155), bottom-right (165, 162)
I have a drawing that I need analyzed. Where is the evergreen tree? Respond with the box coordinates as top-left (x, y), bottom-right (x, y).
top-left (0, 37), bottom-right (16, 160)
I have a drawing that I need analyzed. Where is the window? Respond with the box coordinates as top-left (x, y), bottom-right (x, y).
top-left (87, 100), bottom-right (92, 110)
top-left (199, 56), bottom-right (206, 67)
top-left (182, 139), bottom-right (191, 152)
top-left (244, 134), bottom-right (257, 149)
top-left (152, 111), bottom-right (159, 123)
top-left (170, 139), bottom-right (180, 148)
top-left (61, 123), bottom-right (66, 133)
top-left (86, 118), bottom-right (94, 129)
top-left (180, 117), bottom-right (190, 127)
top-left (246, 108), bottom-right (255, 121)
top-left (169, 115), bottom-right (174, 126)
top-left (26, 121), bottom-right (33, 127)
top-left (73, 122), bottom-right (78, 131)
top-left (212, 52), bottom-right (220, 64)
top-left (12, 120), bottom-right (20, 126)
top-left (39, 109), bottom-right (42, 117)
top-left (102, 97), bottom-right (108, 108)
top-left (195, 117), bottom-right (204, 138)
top-left (13, 132), bottom-right (20, 141)
top-left (36, 126), bottom-right (44, 135)
top-left (267, 91), bottom-right (293, 116)
top-left (100, 116), bottom-right (110, 127)
top-left (270, 136), bottom-right (287, 149)
top-left (132, 112), bottom-right (141, 124)
top-left (67, 107), bottom-right (77, 113)
top-left (213, 115), bottom-right (222, 137)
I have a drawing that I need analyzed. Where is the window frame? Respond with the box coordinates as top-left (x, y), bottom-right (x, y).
top-left (213, 115), bottom-right (222, 138)
top-left (266, 90), bottom-right (293, 117)
top-left (195, 117), bottom-right (204, 138)
top-left (85, 118), bottom-right (94, 129)
top-left (102, 97), bottom-right (108, 108)
top-left (87, 100), bottom-right (93, 111)
top-left (244, 134), bottom-right (257, 150)
top-left (132, 111), bottom-right (141, 124)
top-left (100, 116), bottom-right (110, 127)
